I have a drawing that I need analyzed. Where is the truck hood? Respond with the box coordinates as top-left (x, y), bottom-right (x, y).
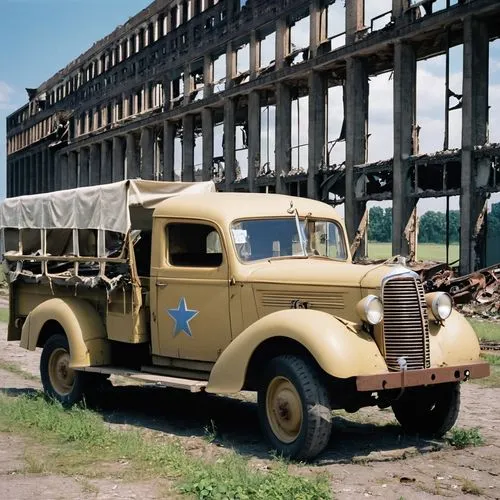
top-left (241, 258), bottom-right (413, 290)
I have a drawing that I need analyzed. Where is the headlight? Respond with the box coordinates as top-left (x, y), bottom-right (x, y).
top-left (356, 295), bottom-right (384, 325)
top-left (426, 292), bottom-right (453, 322)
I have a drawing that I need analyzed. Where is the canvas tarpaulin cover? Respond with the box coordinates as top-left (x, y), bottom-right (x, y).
top-left (0, 180), bottom-right (216, 234)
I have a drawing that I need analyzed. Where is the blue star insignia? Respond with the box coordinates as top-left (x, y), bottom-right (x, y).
top-left (167, 297), bottom-right (199, 337)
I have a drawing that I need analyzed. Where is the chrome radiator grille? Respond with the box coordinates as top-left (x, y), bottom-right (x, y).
top-left (382, 277), bottom-right (430, 371)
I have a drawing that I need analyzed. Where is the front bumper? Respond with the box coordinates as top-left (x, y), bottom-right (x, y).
top-left (356, 360), bottom-right (490, 392)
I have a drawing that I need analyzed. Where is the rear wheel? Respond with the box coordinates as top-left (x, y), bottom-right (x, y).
top-left (40, 334), bottom-right (86, 407)
top-left (258, 355), bottom-right (332, 460)
top-left (392, 382), bottom-right (460, 437)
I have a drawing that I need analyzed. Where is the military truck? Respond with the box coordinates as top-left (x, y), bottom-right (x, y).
top-left (0, 180), bottom-right (489, 460)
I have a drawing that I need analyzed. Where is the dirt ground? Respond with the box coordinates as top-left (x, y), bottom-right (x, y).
top-left (0, 320), bottom-right (499, 500)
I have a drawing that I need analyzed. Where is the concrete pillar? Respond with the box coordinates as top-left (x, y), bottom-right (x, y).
top-left (58, 153), bottom-right (68, 191)
top-left (182, 115), bottom-right (195, 182)
top-left (204, 55), bottom-right (214, 98)
top-left (310, 0), bottom-right (327, 58)
top-left (224, 99), bottom-right (236, 190)
top-left (275, 18), bottom-right (290, 70)
top-left (345, 58), bottom-right (369, 256)
top-left (90, 144), bottom-right (101, 185)
top-left (79, 148), bottom-right (90, 187)
top-left (126, 133), bottom-right (139, 179)
top-left (41, 150), bottom-right (48, 192)
top-left (392, 0), bottom-right (410, 19)
top-left (30, 155), bottom-right (36, 194)
top-left (249, 31), bottom-right (261, 79)
top-left (101, 140), bottom-right (112, 184)
top-left (22, 157), bottom-right (29, 195)
top-left (184, 66), bottom-right (193, 105)
top-left (140, 128), bottom-right (155, 180)
top-left (346, 0), bottom-right (364, 44)
top-left (13, 160), bottom-right (19, 197)
top-left (275, 83), bottom-right (292, 194)
top-left (393, 42), bottom-right (418, 258)
top-left (202, 109), bottom-right (214, 181)
top-left (460, 18), bottom-right (489, 274)
top-left (308, 71), bottom-right (327, 199)
top-left (163, 78), bottom-right (171, 111)
top-left (112, 136), bottom-right (125, 181)
top-left (48, 149), bottom-right (56, 192)
top-left (248, 90), bottom-right (261, 192)
top-left (226, 42), bottom-right (236, 89)
top-left (163, 121), bottom-right (176, 181)
top-left (68, 151), bottom-right (78, 188)
top-left (6, 160), bottom-right (12, 197)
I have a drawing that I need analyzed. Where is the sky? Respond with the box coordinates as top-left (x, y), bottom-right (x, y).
top-left (1, 0), bottom-right (499, 213)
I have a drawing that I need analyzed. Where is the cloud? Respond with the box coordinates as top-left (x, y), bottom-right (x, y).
top-left (0, 81), bottom-right (16, 111)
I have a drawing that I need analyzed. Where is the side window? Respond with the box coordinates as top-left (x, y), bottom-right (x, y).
top-left (167, 223), bottom-right (223, 267)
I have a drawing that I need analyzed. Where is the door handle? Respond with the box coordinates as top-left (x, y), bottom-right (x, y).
top-left (156, 282), bottom-right (168, 288)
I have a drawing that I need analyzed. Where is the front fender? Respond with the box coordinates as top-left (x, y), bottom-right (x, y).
top-left (20, 298), bottom-right (111, 368)
top-left (206, 309), bottom-right (388, 394)
top-left (429, 309), bottom-right (482, 365)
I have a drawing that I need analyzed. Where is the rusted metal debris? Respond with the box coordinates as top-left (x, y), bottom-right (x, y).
top-left (416, 262), bottom-right (500, 318)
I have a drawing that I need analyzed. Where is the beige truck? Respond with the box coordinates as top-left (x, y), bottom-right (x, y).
top-left (0, 180), bottom-right (489, 460)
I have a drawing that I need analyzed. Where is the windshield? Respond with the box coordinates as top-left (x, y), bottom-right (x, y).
top-left (231, 218), bottom-right (348, 262)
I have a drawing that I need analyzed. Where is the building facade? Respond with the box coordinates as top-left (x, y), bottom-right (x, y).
top-left (5, 0), bottom-right (500, 273)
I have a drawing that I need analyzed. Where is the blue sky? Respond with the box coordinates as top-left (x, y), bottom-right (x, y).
top-left (0, 0), bottom-right (152, 198)
top-left (0, 0), bottom-right (499, 211)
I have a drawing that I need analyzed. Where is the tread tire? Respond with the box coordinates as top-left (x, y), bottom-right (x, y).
top-left (40, 334), bottom-right (86, 407)
top-left (392, 382), bottom-right (460, 437)
top-left (258, 355), bottom-right (332, 460)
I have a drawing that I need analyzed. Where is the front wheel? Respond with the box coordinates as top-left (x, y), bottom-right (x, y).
top-left (257, 355), bottom-right (332, 460)
top-left (391, 382), bottom-right (460, 437)
top-left (40, 334), bottom-right (87, 407)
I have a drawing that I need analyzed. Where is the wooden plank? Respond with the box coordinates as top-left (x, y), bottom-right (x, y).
top-left (79, 366), bottom-right (208, 393)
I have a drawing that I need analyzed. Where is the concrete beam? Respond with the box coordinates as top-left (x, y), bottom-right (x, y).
top-left (90, 143), bottom-right (101, 185)
top-left (248, 90), bottom-right (261, 193)
top-left (112, 136), bottom-right (125, 181)
top-left (126, 133), bottom-right (139, 178)
top-left (308, 71), bottom-right (327, 199)
top-left (275, 83), bottom-right (292, 194)
top-left (460, 17), bottom-right (489, 273)
top-left (68, 151), bottom-right (78, 188)
top-left (182, 115), bottom-right (195, 181)
top-left (140, 127), bottom-right (154, 180)
top-left (224, 99), bottom-right (236, 190)
top-left (101, 140), bottom-right (112, 183)
top-left (345, 57), bottom-right (369, 257)
top-left (163, 120), bottom-right (176, 181)
top-left (393, 42), bottom-right (418, 258)
top-left (202, 108), bottom-right (214, 181)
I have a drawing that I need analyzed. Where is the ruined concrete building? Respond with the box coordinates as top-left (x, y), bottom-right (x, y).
top-left (5, 0), bottom-right (500, 273)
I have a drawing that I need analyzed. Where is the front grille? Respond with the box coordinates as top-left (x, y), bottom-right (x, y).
top-left (382, 276), bottom-right (430, 371)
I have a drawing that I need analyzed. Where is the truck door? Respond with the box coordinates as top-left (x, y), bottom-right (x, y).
top-left (154, 220), bottom-right (232, 362)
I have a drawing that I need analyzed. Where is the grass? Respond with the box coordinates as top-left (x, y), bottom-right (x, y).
top-left (446, 427), bottom-right (484, 449)
top-left (0, 359), bottom-right (38, 381)
top-left (461, 478), bottom-right (483, 496)
top-left (367, 242), bottom-right (460, 262)
top-left (0, 307), bottom-right (8, 323)
top-left (468, 319), bottom-right (500, 342)
top-left (0, 392), bottom-right (332, 500)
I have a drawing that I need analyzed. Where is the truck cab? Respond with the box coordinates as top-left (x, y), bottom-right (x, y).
top-left (1, 181), bottom-right (490, 460)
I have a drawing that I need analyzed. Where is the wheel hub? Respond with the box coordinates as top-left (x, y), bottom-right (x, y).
top-left (266, 376), bottom-right (303, 443)
top-left (48, 347), bottom-right (75, 396)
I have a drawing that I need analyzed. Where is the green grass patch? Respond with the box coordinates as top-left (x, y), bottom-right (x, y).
top-left (446, 427), bottom-right (484, 449)
top-left (0, 360), bottom-right (38, 381)
top-left (468, 319), bottom-right (500, 342)
top-left (0, 393), bottom-right (331, 499)
top-left (367, 242), bottom-right (460, 262)
top-left (0, 307), bottom-right (9, 324)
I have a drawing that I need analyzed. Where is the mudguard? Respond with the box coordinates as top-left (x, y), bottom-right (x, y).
top-left (206, 309), bottom-right (388, 394)
top-left (20, 297), bottom-right (111, 368)
top-left (428, 309), bottom-right (482, 365)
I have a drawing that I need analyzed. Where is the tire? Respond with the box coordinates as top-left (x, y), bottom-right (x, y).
top-left (392, 382), bottom-right (460, 437)
top-left (257, 355), bottom-right (332, 460)
top-left (40, 334), bottom-right (86, 407)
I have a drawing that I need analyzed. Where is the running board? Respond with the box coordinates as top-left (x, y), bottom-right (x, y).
top-left (78, 366), bottom-right (208, 393)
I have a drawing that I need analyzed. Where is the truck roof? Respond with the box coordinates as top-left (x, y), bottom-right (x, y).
top-left (153, 192), bottom-right (343, 225)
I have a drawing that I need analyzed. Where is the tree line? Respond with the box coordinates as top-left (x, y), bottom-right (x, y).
top-left (368, 202), bottom-right (500, 244)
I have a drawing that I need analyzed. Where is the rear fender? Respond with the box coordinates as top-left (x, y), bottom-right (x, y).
top-left (207, 309), bottom-right (388, 394)
top-left (20, 298), bottom-right (111, 368)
